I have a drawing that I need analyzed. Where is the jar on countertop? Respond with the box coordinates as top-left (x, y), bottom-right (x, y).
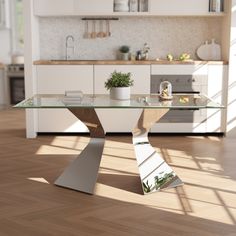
top-left (159, 81), bottom-right (173, 100)
top-left (209, 0), bottom-right (223, 12)
top-left (129, 0), bottom-right (138, 12)
top-left (114, 0), bottom-right (129, 12)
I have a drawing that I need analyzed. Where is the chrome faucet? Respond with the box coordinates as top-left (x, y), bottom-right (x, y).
top-left (66, 35), bottom-right (75, 60)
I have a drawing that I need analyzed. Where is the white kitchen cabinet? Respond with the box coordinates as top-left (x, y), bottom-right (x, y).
top-left (94, 65), bottom-right (150, 132)
top-left (95, 65), bottom-right (150, 94)
top-left (206, 65), bottom-right (227, 133)
top-left (74, 0), bottom-right (113, 15)
top-left (150, 0), bottom-right (210, 15)
top-left (33, 0), bottom-right (74, 16)
top-left (32, 0), bottom-right (224, 16)
top-left (36, 65), bottom-right (93, 132)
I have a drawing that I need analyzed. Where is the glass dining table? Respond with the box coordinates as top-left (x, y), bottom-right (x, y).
top-left (15, 93), bottom-right (223, 195)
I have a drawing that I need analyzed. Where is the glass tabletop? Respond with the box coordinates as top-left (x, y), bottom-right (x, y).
top-left (14, 94), bottom-right (223, 109)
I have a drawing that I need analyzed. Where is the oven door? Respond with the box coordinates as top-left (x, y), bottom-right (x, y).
top-left (8, 73), bottom-right (25, 104)
top-left (151, 74), bottom-right (207, 124)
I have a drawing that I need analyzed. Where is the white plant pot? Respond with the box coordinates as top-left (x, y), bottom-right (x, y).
top-left (120, 52), bottom-right (129, 61)
top-left (110, 87), bottom-right (131, 100)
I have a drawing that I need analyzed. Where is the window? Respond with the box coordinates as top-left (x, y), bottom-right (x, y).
top-left (12, 0), bottom-right (24, 53)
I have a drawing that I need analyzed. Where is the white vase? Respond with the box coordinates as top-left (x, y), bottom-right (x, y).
top-left (110, 87), bottom-right (131, 100)
top-left (120, 52), bottom-right (129, 60)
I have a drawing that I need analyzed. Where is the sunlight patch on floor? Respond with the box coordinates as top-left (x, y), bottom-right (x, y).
top-left (36, 136), bottom-right (90, 155)
top-left (28, 177), bottom-right (50, 184)
top-left (95, 183), bottom-right (184, 215)
top-left (36, 145), bottom-right (80, 155)
top-left (96, 138), bottom-right (236, 226)
top-left (31, 134), bottom-right (236, 226)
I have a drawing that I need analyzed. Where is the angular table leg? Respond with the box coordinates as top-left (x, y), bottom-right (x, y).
top-left (132, 109), bottom-right (183, 194)
top-left (55, 108), bottom-right (105, 194)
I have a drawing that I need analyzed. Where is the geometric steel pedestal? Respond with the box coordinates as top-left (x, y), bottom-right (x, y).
top-left (55, 108), bottom-right (105, 194)
top-left (132, 109), bottom-right (183, 194)
top-left (55, 108), bottom-right (183, 195)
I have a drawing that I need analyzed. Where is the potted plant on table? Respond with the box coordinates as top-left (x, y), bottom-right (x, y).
top-left (105, 71), bottom-right (134, 100)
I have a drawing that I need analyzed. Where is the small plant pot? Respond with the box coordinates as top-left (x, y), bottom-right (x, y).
top-left (120, 52), bottom-right (129, 61)
top-left (110, 87), bottom-right (131, 100)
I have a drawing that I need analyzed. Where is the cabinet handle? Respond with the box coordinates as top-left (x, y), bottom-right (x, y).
top-left (187, 78), bottom-right (196, 83)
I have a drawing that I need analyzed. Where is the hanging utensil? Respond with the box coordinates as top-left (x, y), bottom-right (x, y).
top-left (83, 20), bottom-right (90, 39)
top-left (90, 20), bottom-right (97, 39)
top-left (105, 20), bottom-right (109, 37)
top-left (97, 20), bottom-right (105, 38)
top-left (102, 20), bottom-right (107, 38)
top-left (107, 20), bottom-right (111, 37)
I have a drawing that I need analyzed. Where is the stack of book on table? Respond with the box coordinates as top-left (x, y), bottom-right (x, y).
top-left (62, 91), bottom-right (83, 104)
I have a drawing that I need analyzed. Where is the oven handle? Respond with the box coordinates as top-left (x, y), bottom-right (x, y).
top-left (172, 91), bottom-right (200, 94)
top-left (7, 73), bottom-right (25, 77)
top-left (171, 108), bottom-right (200, 111)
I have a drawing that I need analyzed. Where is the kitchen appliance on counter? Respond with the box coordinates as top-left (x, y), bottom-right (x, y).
top-left (7, 64), bottom-right (25, 104)
top-left (151, 74), bottom-right (206, 123)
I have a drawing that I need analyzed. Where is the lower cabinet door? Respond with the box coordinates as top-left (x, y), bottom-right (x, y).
top-left (38, 109), bottom-right (88, 133)
top-left (96, 109), bottom-right (142, 133)
top-left (151, 123), bottom-right (207, 133)
top-left (36, 65), bottom-right (93, 133)
top-left (151, 109), bottom-right (207, 133)
top-left (94, 65), bottom-right (150, 132)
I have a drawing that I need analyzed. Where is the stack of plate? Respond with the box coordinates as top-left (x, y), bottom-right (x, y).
top-left (196, 39), bottom-right (221, 61)
top-left (114, 0), bottom-right (129, 12)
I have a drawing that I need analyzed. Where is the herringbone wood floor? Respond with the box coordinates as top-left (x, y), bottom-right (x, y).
top-left (0, 109), bottom-right (236, 236)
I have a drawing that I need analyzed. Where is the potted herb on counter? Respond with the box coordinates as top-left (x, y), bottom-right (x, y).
top-left (119, 45), bottom-right (130, 60)
top-left (105, 71), bottom-right (134, 100)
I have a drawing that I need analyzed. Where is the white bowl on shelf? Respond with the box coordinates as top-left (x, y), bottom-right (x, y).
top-left (114, 0), bottom-right (129, 12)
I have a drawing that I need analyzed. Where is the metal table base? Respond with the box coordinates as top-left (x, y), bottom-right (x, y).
top-left (55, 108), bottom-right (183, 194)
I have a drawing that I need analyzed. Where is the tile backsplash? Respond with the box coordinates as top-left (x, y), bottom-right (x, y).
top-left (39, 16), bottom-right (222, 60)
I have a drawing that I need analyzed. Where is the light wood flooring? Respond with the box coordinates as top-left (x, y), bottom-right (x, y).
top-left (0, 109), bottom-right (236, 236)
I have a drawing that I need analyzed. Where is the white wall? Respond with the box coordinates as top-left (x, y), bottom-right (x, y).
top-left (226, 0), bottom-right (236, 138)
top-left (38, 16), bottom-right (222, 60)
top-left (0, 29), bottom-right (11, 64)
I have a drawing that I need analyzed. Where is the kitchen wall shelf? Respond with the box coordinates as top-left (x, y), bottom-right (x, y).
top-left (113, 0), bottom-right (149, 14)
top-left (33, 0), bottom-right (226, 17)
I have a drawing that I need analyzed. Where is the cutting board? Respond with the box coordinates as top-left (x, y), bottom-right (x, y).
top-left (197, 39), bottom-right (221, 60)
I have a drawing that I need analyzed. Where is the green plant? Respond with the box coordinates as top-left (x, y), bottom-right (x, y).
top-left (104, 71), bottom-right (134, 90)
top-left (119, 45), bottom-right (130, 53)
top-left (143, 180), bottom-right (153, 193)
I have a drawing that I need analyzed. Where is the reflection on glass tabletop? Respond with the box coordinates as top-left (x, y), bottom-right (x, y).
top-left (14, 94), bottom-right (224, 109)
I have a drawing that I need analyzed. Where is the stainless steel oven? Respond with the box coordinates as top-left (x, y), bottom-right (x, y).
top-left (7, 64), bottom-right (25, 104)
top-left (151, 74), bottom-right (207, 123)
